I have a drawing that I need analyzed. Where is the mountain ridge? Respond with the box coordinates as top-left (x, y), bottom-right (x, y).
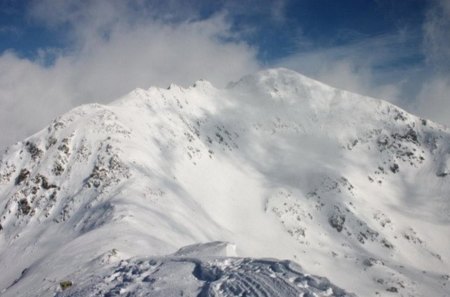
top-left (0, 68), bottom-right (449, 296)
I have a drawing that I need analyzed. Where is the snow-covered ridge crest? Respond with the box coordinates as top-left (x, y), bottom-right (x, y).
top-left (59, 242), bottom-right (356, 297)
top-left (0, 68), bottom-right (449, 296)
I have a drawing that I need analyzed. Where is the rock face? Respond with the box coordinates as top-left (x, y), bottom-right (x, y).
top-left (0, 68), bottom-right (449, 296)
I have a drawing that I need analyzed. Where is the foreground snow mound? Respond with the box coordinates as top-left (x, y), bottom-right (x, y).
top-left (59, 242), bottom-right (354, 297)
top-left (0, 68), bottom-right (449, 296)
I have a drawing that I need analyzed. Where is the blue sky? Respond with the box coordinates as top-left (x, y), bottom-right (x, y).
top-left (0, 0), bottom-right (449, 148)
top-left (0, 0), bottom-right (427, 62)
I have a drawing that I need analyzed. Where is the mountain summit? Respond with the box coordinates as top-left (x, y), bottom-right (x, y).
top-left (0, 68), bottom-right (449, 296)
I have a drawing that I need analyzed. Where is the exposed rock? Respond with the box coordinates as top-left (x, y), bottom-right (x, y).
top-left (18, 199), bottom-right (32, 216)
top-left (60, 280), bottom-right (73, 291)
top-left (35, 174), bottom-right (57, 190)
top-left (390, 163), bottom-right (399, 173)
top-left (52, 162), bottom-right (65, 176)
top-left (15, 169), bottom-right (30, 185)
top-left (329, 213), bottom-right (346, 232)
top-left (25, 141), bottom-right (43, 161)
top-left (386, 286), bottom-right (398, 293)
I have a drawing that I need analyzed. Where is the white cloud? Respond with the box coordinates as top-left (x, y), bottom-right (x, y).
top-left (2, 0), bottom-right (450, 150)
top-left (0, 51), bottom-right (72, 149)
top-left (411, 0), bottom-right (450, 126)
top-left (0, 1), bottom-right (260, 149)
top-left (276, 1), bottom-right (450, 128)
top-left (423, 0), bottom-right (450, 71)
top-left (415, 77), bottom-right (450, 123)
top-left (274, 32), bottom-right (412, 104)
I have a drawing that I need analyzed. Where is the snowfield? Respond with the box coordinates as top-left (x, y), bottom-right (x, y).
top-left (0, 68), bottom-right (449, 296)
top-left (57, 241), bottom-right (354, 297)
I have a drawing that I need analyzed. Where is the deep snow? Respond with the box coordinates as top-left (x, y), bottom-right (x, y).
top-left (0, 68), bottom-right (449, 296)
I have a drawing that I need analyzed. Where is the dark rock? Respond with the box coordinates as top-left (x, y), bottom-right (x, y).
top-left (390, 163), bottom-right (399, 173)
top-left (52, 162), bottom-right (64, 176)
top-left (58, 143), bottom-right (70, 155)
top-left (18, 199), bottom-right (32, 215)
top-left (437, 171), bottom-right (448, 177)
top-left (215, 132), bottom-right (224, 143)
top-left (363, 258), bottom-right (382, 267)
top-left (381, 239), bottom-right (394, 249)
top-left (15, 169), bottom-right (30, 185)
top-left (329, 213), bottom-right (345, 232)
top-left (46, 136), bottom-right (57, 148)
top-left (404, 128), bottom-right (418, 143)
top-left (25, 141), bottom-right (43, 160)
top-left (39, 175), bottom-right (57, 189)
top-left (393, 109), bottom-right (407, 121)
top-left (60, 280), bottom-right (73, 290)
top-left (386, 286), bottom-right (398, 293)
top-left (34, 174), bottom-right (55, 189)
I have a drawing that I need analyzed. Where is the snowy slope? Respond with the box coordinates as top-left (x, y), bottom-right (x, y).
top-left (0, 68), bottom-right (449, 296)
top-left (57, 241), bottom-right (354, 297)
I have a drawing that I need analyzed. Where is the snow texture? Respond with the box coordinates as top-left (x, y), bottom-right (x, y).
top-left (0, 68), bottom-right (449, 296)
top-left (57, 242), bottom-right (354, 297)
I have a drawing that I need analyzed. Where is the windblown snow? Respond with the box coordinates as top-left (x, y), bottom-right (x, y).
top-left (0, 68), bottom-right (449, 296)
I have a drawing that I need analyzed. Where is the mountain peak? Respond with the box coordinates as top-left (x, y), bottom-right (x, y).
top-left (191, 79), bottom-right (215, 89)
top-left (227, 67), bottom-right (329, 93)
top-left (0, 68), bottom-right (449, 297)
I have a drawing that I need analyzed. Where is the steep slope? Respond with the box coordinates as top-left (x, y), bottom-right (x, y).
top-left (0, 68), bottom-right (449, 296)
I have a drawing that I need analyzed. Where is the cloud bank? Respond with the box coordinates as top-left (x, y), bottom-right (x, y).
top-left (0, 0), bottom-right (260, 148)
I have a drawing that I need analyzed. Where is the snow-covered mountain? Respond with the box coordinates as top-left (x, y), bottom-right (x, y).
top-left (0, 68), bottom-right (449, 296)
